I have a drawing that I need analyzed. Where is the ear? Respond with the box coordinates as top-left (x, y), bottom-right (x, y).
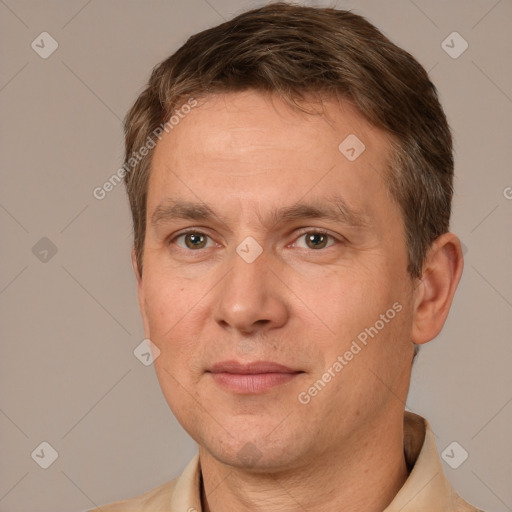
top-left (131, 247), bottom-right (151, 339)
top-left (411, 233), bottom-right (464, 345)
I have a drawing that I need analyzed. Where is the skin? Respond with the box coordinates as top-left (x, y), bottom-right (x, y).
top-left (132, 91), bottom-right (464, 512)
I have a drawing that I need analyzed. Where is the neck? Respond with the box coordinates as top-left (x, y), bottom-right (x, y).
top-left (199, 411), bottom-right (409, 512)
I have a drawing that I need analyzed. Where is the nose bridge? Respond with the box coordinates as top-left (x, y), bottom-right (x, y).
top-left (213, 241), bottom-right (286, 333)
top-left (224, 242), bottom-right (269, 308)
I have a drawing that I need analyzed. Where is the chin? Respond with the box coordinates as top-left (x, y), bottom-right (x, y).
top-left (198, 425), bottom-right (307, 473)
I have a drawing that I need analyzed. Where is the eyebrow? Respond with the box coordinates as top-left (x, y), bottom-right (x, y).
top-left (150, 194), bottom-right (369, 231)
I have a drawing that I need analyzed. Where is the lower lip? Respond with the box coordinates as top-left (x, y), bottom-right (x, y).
top-left (209, 372), bottom-right (301, 393)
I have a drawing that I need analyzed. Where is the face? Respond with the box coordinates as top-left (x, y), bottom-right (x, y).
top-left (135, 91), bottom-right (417, 471)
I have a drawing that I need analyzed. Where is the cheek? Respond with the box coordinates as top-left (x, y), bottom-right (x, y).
top-left (142, 278), bottom-right (203, 370)
top-left (143, 271), bottom-right (195, 334)
top-left (299, 269), bottom-right (412, 395)
top-left (291, 264), bottom-right (394, 342)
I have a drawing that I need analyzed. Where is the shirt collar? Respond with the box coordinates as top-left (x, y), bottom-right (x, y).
top-left (384, 412), bottom-right (463, 511)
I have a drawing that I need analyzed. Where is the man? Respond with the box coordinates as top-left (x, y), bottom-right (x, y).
top-left (92, 3), bottom-right (482, 511)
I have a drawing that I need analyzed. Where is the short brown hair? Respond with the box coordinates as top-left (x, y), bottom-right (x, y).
top-left (123, 2), bottom-right (453, 279)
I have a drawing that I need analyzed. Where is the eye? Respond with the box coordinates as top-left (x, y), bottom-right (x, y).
top-left (174, 231), bottom-right (215, 250)
top-left (169, 229), bottom-right (340, 252)
top-left (293, 230), bottom-right (338, 250)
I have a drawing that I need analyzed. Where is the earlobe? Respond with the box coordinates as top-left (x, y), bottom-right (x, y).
top-left (411, 233), bottom-right (464, 345)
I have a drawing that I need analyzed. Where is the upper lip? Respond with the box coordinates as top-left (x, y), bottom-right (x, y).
top-left (208, 360), bottom-right (300, 374)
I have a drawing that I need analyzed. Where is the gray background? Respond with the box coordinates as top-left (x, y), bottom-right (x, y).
top-left (0, 1), bottom-right (511, 511)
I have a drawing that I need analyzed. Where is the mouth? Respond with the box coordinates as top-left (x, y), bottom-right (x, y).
top-left (206, 360), bottom-right (304, 394)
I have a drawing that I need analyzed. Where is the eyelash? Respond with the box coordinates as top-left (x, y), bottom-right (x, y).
top-left (168, 228), bottom-right (341, 251)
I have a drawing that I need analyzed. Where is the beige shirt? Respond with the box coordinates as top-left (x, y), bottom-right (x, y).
top-left (91, 412), bottom-right (483, 511)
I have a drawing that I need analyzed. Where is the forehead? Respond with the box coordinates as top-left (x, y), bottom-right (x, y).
top-left (147, 91), bottom-right (397, 228)
top-left (155, 91), bottom-right (388, 163)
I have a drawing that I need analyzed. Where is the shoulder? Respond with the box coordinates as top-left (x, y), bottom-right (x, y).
top-left (87, 477), bottom-right (178, 512)
top-left (88, 453), bottom-right (201, 511)
top-left (452, 492), bottom-right (487, 512)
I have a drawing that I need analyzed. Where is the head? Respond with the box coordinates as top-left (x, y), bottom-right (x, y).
top-left (123, 3), bottom-right (463, 471)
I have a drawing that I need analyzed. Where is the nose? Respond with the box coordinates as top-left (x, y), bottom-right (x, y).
top-left (212, 244), bottom-right (289, 336)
